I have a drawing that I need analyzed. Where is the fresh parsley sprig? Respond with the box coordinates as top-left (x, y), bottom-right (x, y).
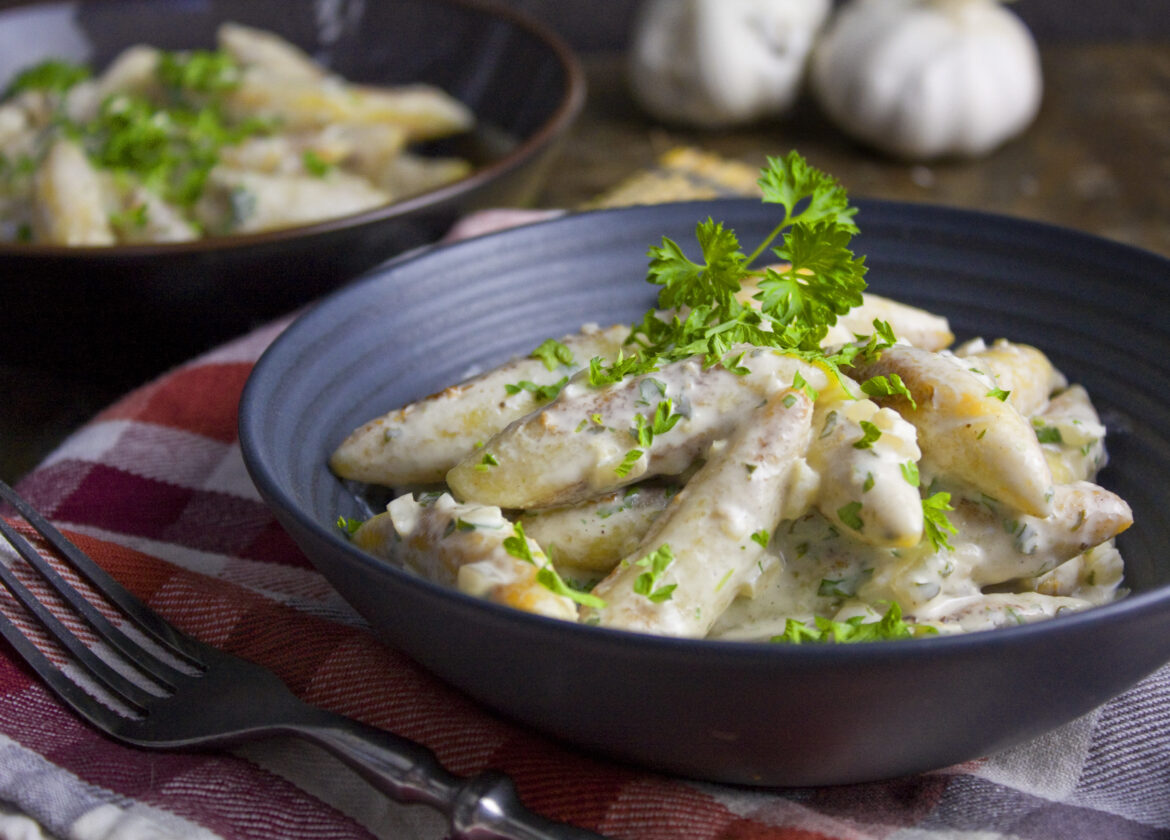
top-left (537, 150), bottom-right (955, 559)
top-left (610, 150), bottom-right (868, 377)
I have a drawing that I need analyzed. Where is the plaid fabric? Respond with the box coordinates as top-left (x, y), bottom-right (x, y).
top-left (3, 203), bottom-right (1170, 838)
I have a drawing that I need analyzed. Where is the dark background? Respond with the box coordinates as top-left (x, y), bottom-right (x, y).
top-left (2, 0), bottom-right (1167, 44)
top-left (498, 0), bottom-right (1169, 49)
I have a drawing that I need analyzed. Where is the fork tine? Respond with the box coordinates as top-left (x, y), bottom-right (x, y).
top-left (0, 479), bottom-right (204, 668)
top-left (0, 607), bottom-right (136, 734)
top-left (0, 512), bottom-right (191, 691)
top-left (0, 523), bottom-right (158, 711)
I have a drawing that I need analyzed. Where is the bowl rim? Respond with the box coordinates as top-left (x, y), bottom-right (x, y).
top-left (239, 196), bottom-right (1170, 665)
top-left (0, 0), bottom-right (586, 259)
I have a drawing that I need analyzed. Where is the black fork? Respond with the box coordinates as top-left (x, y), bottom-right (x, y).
top-left (0, 478), bottom-right (605, 840)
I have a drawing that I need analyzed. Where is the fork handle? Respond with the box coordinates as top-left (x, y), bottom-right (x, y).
top-left (287, 718), bottom-right (608, 840)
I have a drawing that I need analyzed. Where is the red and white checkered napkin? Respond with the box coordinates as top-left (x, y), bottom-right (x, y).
top-left (2, 213), bottom-right (1170, 840)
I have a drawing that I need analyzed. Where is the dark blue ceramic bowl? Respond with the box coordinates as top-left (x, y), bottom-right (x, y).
top-left (239, 199), bottom-right (1170, 786)
top-left (0, 0), bottom-right (583, 384)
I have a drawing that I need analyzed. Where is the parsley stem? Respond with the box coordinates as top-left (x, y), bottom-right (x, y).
top-left (743, 216), bottom-right (793, 267)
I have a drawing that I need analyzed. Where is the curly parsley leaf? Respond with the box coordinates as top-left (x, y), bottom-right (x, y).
top-left (754, 222), bottom-right (867, 350)
top-left (648, 220), bottom-right (745, 310)
top-left (755, 149), bottom-right (859, 242)
top-left (605, 150), bottom-right (868, 381)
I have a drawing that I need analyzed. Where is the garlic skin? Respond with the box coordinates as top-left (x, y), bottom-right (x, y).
top-left (810, 0), bottom-right (1043, 160)
top-left (629, 0), bottom-right (832, 129)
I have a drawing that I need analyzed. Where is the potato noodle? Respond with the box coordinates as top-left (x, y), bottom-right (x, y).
top-left (331, 290), bottom-right (1129, 641)
top-left (0, 23), bottom-right (472, 245)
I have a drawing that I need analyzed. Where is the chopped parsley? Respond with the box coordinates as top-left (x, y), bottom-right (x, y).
top-left (631, 413), bottom-right (654, 448)
top-left (923, 491), bottom-right (958, 551)
top-left (503, 522), bottom-right (605, 608)
top-left (474, 453), bottom-right (499, 472)
top-left (636, 377), bottom-right (668, 405)
top-left (336, 516), bottom-right (364, 537)
top-left (792, 370), bottom-right (819, 401)
top-left (852, 420), bottom-right (882, 450)
top-left (109, 202), bottom-right (150, 231)
top-left (6, 48), bottom-right (272, 215)
top-left (530, 338), bottom-right (575, 371)
top-left (632, 544), bottom-right (677, 603)
top-left (837, 500), bottom-right (864, 532)
top-left (771, 602), bottom-right (935, 644)
top-left (820, 409), bottom-right (839, 439)
top-left (630, 398), bottom-right (684, 448)
top-left (614, 449), bottom-right (643, 478)
top-left (1032, 420), bottom-right (1063, 444)
top-left (157, 49), bottom-right (242, 94)
top-left (504, 377), bottom-right (568, 403)
top-left (860, 373), bottom-right (916, 409)
top-left (3, 59), bottom-right (91, 98)
top-left (83, 79), bottom-right (271, 209)
top-left (652, 398), bottom-right (685, 434)
top-left (302, 149), bottom-right (334, 177)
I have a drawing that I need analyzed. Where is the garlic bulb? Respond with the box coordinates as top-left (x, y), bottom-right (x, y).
top-left (629, 0), bottom-right (832, 129)
top-left (810, 0), bottom-right (1043, 160)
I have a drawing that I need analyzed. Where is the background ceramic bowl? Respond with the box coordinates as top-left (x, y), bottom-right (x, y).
top-left (239, 199), bottom-right (1170, 786)
top-left (0, 0), bottom-right (583, 386)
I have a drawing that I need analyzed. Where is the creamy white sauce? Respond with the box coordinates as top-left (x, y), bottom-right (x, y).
top-left (346, 317), bottom-right (1129, 639)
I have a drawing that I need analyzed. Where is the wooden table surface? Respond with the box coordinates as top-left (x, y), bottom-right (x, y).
top-left (3, 43), bottom-right (1168, 484)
